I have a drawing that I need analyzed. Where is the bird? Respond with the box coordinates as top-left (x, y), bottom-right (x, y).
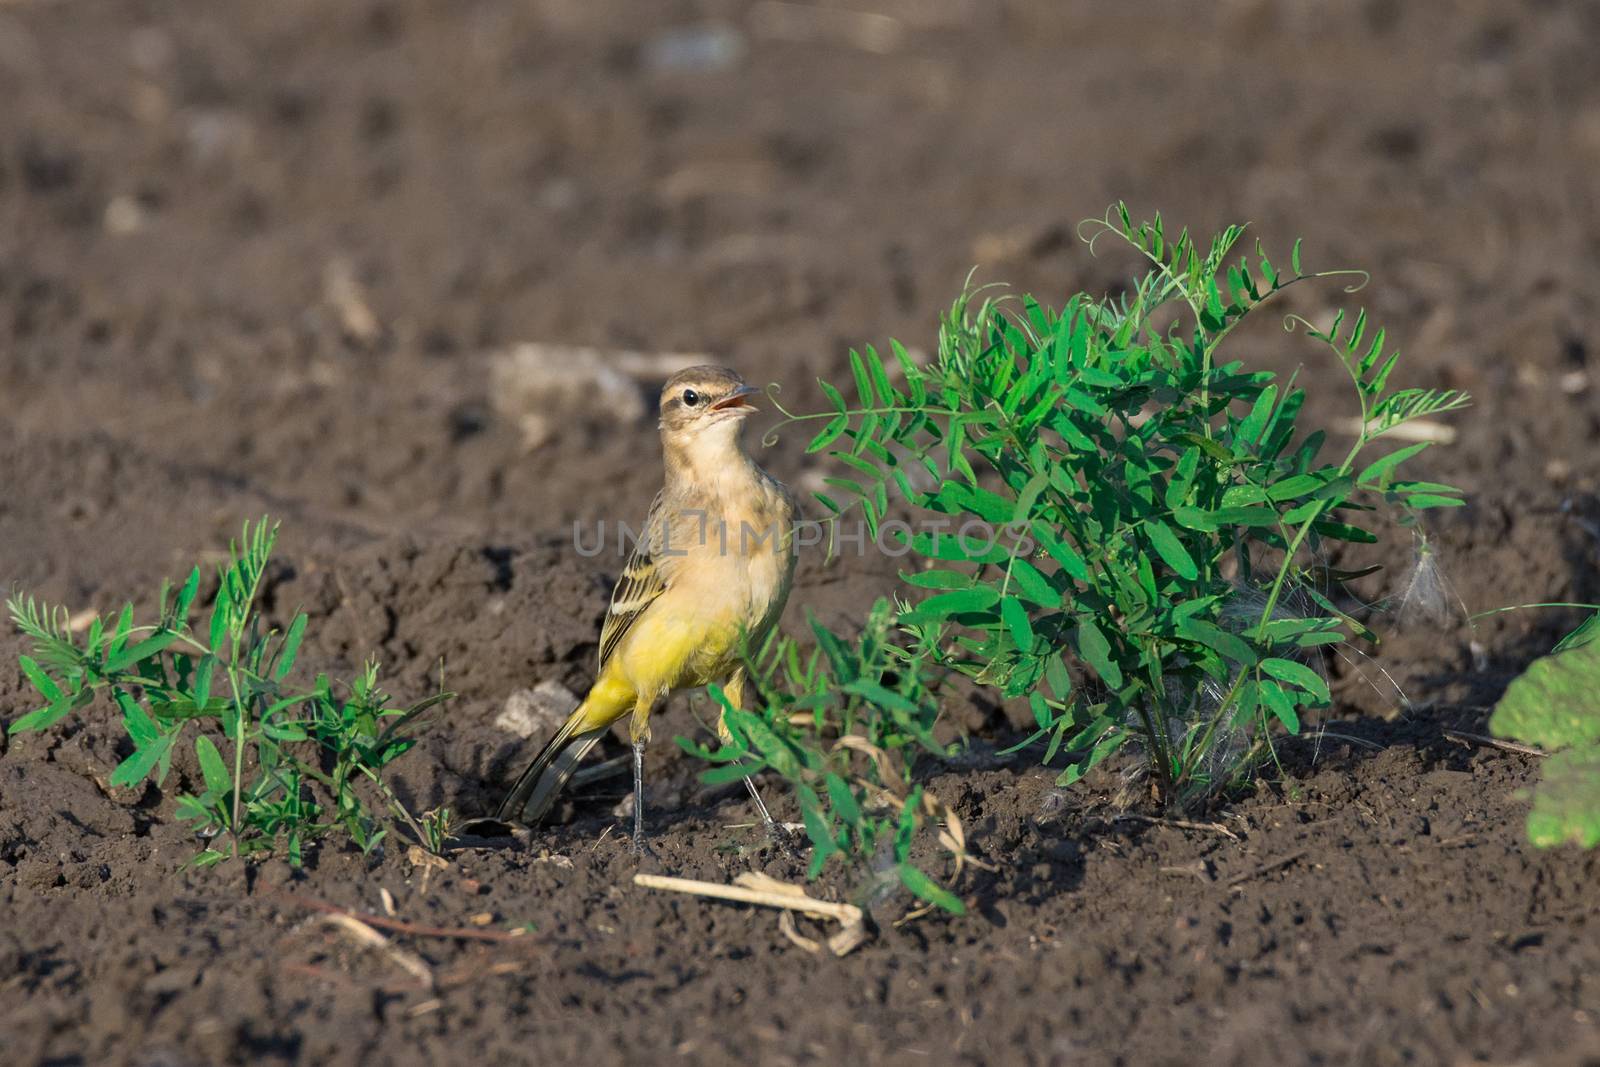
top-left (496, 365), bottom-right (798, 849)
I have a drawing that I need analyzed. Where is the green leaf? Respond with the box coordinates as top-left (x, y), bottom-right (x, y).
top-left (18, 656), bottom-right (61, 702)
top-left (1178, 617), bottom-right (1258, 667)
top-left (195, 735), bottom-right (231, 794)
top-left (1165, 448), bottom-right (1200, 509)
top-left (848, 349), bottom-right (874, 406)
top-left (9, 694), bottom-right (76, 734)
top-left (1555, 613), bottom-right (1600, 654)
top-left (1032, 524), bottom-right (1089, 581)
top-left (1238, 385), bottom-right (1278, 446)
top-left (1404, 493), bottom-right (1465, 510)
top-left (1044, 654), bottom-right (1073, 700)
top-left (1260, 658), bottom-right (1331, 705)
top-left (798, 790), bottom-right (838, 878)
top-left (1075, 620), bottom-right (1122, 688)
top-left (1357, 442), bottom-right (1430, 487)
top-left (1524, 747), bottom-right (1600, 848)
top-left (104, 630), bottom-right (178, 674)
top-left (109, 603), bottom-right (133, 656)
top-left (191, 654), bottom-right (216, 715)
top-left (174, 794), bottom-right (217, 825)
top-left (898, 863), bottom-right (965, 915)
top-left (824, 773), bottom-right (861, 824)
top-left (1214, 506), bottom-right (1279, 527)
top-left (701, 760), bottom-right (763, 786)
top-left (906, 529), bottom-right (1010, 565)
top-left (1173, 505), bottom-right (1276, 532)
top-left (1172, 432), bottom-right (1234, 464)
top-left (1311, 521), bottom-right (1377, 544)
top-left (1001, 596), bottom-right (1034, 648)
top-left (1029, 691), bottom-right (1052, 729)
top-left (842, 680), bottom-right (925, 716)
top-left (109, 732), bottom-right (175, 789)
top-left (1490, 638), bottom-right (1600, 750)
top-left (275, 613), bottom-right (307, 681)
top-left (208, 594), bottom-right (230, 651)
top-left (1010, 558), bottom-right (1063, 607)
top-left (1144, 522), bottom-right (1198, 580)
top-left (901, 569), bottom-right (976, 590)
top-left (818, 379), bottom-right (846, 412)
top-left (1172, 506), bottom-right (1218, 532)
top-left (894, 788), bottom-right (920, 859)
top-left (903, 586), bottom-right (1000, 622)
top-left (1011, 470), bottom-right (1050, 523)
top-left (174, 567), bottom-right (202, 622)
top-left (1258, 679), bottom-right (1301, 732)
top-left (118, 689), bottom-right (162, 745)
top-left (1265, 474), bottom-right (1323, 501)
top-left (1222, 485), bottom-right (1269, 507)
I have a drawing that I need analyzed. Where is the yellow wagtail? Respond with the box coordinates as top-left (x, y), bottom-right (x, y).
top-left (496, 366), bottom-right (797, 847)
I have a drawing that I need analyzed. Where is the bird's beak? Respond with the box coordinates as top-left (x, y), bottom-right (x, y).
top-left (711, 384), bottom-right (760, 414)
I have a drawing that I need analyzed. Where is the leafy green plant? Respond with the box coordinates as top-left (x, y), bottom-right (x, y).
top-left (772, 204), bottom-right (1468, 807)
top-left (7, 517), bottom-right (449, 866)
top-left (1490, 614), bottom-right (1600, 847)
top-left (681, 600), bottom-right (967, 914)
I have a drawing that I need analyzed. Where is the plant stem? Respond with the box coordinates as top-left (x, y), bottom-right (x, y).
top-left (1179, 667), bottom-right (1249, 792)
top-left (226, 664), bottom-right (248, 855)
top-left (1468, 602), bottom-right (1600, 621)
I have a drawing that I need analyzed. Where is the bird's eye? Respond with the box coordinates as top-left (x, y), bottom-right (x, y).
top-left (682, 388), bottom-right (700, 406)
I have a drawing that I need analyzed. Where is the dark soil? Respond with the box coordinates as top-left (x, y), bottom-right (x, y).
top-left (4, 1), bottom-right (1600, 1064)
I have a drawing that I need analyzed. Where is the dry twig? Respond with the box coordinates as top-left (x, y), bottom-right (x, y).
top-left (317, 913), bottom-right (435, 989)
top-left (1441, 729), bottom-right (1547, 759)
top-left (271, 889), bottom-right (535, 944)
top-left (1114, 813), bottom-right (1240, 840)
top-left (1226, 850), bottom-right (1308, 888)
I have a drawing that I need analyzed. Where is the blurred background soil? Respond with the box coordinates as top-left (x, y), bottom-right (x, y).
top-left (2, 2), bottom-right (1599, 1064)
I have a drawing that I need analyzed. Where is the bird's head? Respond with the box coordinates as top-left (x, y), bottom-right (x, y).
top-left (658, 366), bottom-right (760, 452)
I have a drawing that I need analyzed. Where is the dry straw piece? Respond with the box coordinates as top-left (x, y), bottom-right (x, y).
top-left (634, 872), bottom-right (871, 956)
top-left (318, 914), bottom-right (435, 990)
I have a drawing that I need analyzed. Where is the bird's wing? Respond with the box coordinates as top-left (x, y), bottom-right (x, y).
top-left (597, 490), bottom-right (670, 672)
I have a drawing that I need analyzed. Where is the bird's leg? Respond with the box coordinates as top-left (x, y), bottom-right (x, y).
top-left (720, 670), bottom-right (787, 842)
top-left (628, 701), bottom-right (655, 856)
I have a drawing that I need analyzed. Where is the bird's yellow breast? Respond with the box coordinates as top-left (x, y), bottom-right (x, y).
top-left (615, 477), bottom-right (795, 699)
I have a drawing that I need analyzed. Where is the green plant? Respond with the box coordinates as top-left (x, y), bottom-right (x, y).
top-left (1489, 610), bottom-right (1600, 847)
top-left (7, 517), bottom-right (449, 866)
top-left (772, 204), bottom-right (1468, 807)
top-left (681, 600), bottom-right (967, 914)
top-left (419, 805), bottom-right (456, 854)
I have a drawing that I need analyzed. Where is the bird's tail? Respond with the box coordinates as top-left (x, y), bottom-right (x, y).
top-left (495, 710), bottom-right (610, 824)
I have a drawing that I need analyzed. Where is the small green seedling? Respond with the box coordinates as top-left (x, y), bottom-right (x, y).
top-left (7, 517), bottom-right (449, 865)
top-left (681, 600), bottom-right (967, 914)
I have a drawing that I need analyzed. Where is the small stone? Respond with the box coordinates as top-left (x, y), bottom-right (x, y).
top-left (104, 196), bottom-right (146, 235)
top-left (643, 23), bottom-right (746, 72)
top-left (486, 343), bottom-right (710, 450)
top-left (495, 681), bottom-right (578, 738)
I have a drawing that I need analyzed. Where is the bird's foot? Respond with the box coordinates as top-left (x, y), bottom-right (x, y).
top-left (631, 827), bottom-right (660, 864)
top-left (743, 776), bottom-right (804, 858)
